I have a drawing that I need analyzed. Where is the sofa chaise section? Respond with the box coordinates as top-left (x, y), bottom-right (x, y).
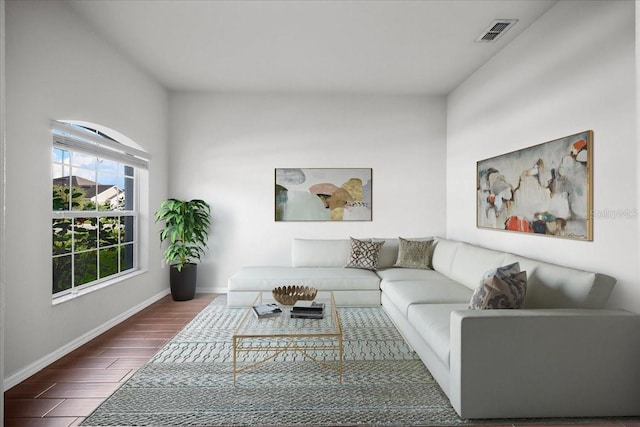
top-left (227, 265), bottom-right (380, 306)
top-left (227, 238), bottom-right (398, 307)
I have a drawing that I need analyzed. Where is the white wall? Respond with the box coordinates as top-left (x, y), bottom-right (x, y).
top-left (1, 0), bottom-right (6, 416)
top-left (4, 0), bottom-right (170, 385)
top-left (169, 93), bottom-right (447, 292)
top-left (637, 0), bottom-right (640, 314)
top-left (447, 0), bottom-right (639, 311)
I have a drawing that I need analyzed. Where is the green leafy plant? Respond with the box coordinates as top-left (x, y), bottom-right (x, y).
top-left (52, 184), bottom-right (86, 210)
top-left (155, 198), bottom-right (211, 272)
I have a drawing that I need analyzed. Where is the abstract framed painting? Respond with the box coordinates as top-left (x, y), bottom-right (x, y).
top-left (275, 168), bottom-right (372, 221)
top-left (476, 130), bottom-right (593, 241)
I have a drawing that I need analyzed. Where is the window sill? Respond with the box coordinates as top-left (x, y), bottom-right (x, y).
top-left (52, 269), bottom-right (148, 306)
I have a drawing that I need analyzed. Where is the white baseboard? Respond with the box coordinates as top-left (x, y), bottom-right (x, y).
top-left (3, 288), bottom-right (171, 391)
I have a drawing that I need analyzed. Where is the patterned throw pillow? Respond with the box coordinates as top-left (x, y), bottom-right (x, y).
top-left (345, 237), bottom-right (385, 271)
top-left (393, 238), bottom-right (433, 269)
top-left (483, 262), bottom-right (520, 279)
top-left (469, 263), bottom-right (527, 309)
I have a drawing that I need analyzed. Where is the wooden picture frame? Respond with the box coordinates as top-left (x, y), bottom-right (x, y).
top-left (476, 131), bottom-right (593, 241)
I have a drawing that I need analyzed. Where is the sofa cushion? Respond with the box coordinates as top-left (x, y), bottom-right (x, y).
top-left (449, 243), bottom-right (509, 291)
top-left (430, 238), bottom-right (460, 278)
top-left (503, 254), bottom-right (616, 309)
top-left (373, 238), bottom-right (400, 269)
top-left (228, 266), bottom-right (380, 291)
top-left (345, 237), bottom-right (384, 270)
top-left (381, 277), bottom-right (473, 316)
top-left (394, 238), bottom-right (433, 269)
top-left (407, 303), bottom-right (468, 369)
top-left (469, 270), bottom-right (528, 310)
top-left (377, 267), bottom-right (435, 283)
top-left (292, 238), bottom-right (350, 267)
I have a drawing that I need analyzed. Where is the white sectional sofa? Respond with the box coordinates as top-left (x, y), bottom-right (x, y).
top-left (227, 237), bottom-right (640, 419)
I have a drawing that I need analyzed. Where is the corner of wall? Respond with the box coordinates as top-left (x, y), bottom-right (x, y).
top-left (636, 0), bottom-right (640, 309)
top-left (1, 0), bottom-right (6, 412)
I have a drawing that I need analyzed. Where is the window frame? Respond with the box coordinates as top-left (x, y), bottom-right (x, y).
top-left (51, 121), bottom-right (149, 301)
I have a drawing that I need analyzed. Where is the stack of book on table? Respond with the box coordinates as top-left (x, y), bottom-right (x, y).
top-left (290, 300), bottom-right (325, 319)
top-left (252, 303), bottom-right (282, 319)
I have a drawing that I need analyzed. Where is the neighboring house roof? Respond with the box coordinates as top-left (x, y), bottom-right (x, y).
top-left (53, 175), bottom-right (122, 205)
top-left (53, 175), bottom-right (96, 187)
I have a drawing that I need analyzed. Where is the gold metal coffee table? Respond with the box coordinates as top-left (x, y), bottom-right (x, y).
top-left (232, 291), bottom-right (343, 384)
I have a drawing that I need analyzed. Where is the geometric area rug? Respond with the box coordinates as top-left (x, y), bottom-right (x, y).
top-left (80, 296), bottom-right (636, 427)
top-left (81, 295), bottom-right (470, 426)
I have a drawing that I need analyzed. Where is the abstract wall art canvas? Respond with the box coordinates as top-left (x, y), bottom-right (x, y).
top-left (275, 168), bottom-right (372, 221)
top-left (477, 130), bottom-right (593, 241)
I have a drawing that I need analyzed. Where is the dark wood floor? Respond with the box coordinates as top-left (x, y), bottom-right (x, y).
top-left (4, 293), bottom-right (218, 427)
top-left (4, 292), bottom-right (639, 427)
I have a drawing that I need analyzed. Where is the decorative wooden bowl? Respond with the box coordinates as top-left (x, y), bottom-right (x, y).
top-left (272, 285), bottom-right (317, 306)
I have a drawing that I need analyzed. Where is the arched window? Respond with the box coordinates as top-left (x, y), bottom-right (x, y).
top-left (51, 120), bottom-right (150, 300)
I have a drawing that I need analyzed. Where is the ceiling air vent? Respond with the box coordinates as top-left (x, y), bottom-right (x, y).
top-left (476, 19), bottom-right (518, 43)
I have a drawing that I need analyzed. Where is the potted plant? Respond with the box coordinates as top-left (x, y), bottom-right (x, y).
top-left (155, 198), bottom-right (211, 301)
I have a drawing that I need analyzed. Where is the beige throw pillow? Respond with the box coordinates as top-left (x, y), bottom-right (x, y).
top-left (393, 238), bottom-right (433, 270)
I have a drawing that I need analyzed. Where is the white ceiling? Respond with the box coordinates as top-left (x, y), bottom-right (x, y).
top-left (68, 0), bottom-right (558, 95)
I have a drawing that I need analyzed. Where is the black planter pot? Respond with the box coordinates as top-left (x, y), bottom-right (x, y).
top-left (169, 263), bottom-right (197, 301)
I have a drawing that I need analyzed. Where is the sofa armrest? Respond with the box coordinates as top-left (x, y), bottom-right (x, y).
top-left (449, 309), bottom-right (640, 419)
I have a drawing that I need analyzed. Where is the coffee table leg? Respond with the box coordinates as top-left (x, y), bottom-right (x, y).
top-left (339, 337), bottom-right (343, 384)
top-left (233, 336), bottom-right (237, 385)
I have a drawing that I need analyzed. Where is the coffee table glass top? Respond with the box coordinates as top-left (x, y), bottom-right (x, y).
top-left (234, 291), bottom-right (341, 337)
